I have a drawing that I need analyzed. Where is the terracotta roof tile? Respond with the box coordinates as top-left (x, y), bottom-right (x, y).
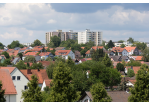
top-left (20, 69), bottom-right (49, 84)
top-left (81, 47), bottom-right (85, 49)
top-left (85, 46), bottom-right (104, 54)
top-left (39, 52), bottom-right (51, 56)
top-left (0, 69), bottom-right (17, 94)
top-left (24, 52), bottom-right (38, 56)
top-left (86, 58), bottom-right (92, 60)
top-left (135, 56), bottom-right (143, 61)
top-left (38, 61), bottom-right (54, 67)
top-left (0, 67), bottom-right (16, 73)
top-left (45, 79), bottom-right (52, 88)
top-left (31, 48), bottom-right (43, 52)
top-left (124, 47), bottom-right (136, 52)
top-left (126, 66), bottom-right (140, 74)
top-left (8, 50), bottom-right (19, 56)
top-left (55, 50), bottom-right (71, 56)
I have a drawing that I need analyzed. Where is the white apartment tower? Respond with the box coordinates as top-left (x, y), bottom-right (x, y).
top-left (78, 29), bottom-right (102, 46)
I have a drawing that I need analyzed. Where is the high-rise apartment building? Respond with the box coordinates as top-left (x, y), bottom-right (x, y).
top-left (45, 30), bottom-right (71, 45)
top-left (78, 29), bottom-right (102, 46)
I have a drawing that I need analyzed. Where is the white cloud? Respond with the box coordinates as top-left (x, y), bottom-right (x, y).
top-left (0, 32), bottom-right (22, 39)
top-left (47, 19), bottom-right (57, 24)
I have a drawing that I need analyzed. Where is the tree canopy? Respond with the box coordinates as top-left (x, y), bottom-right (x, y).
top-left (90, 82), bottom-right (112, 102)
top-left (128, 64), bottom-right (149, 102)
top-left (31, 39), bottom-right (43, 47)
top-left (127, 37), bottom-right (134, 43)
top-left (116, 63), bottom-right (124, 71)
top-left (1, 51), bottom-right (10, 59)
top-left (7, 40), bottom-right (24, 49)
top-left (120, 44), bottom-right (126, 48)
top-left (102, 53), bottom-right (113, 67)
top-left (107, 40), bottom-right (115, 48)
top-left (47, 62), bottom-right (80, 102)
top-left (15, 60), bottom-right (27, 69)
top-left (127, 68), bottom-right (135, 77)
top-left (118, 40), bottom-right (124, 43)
top-left (48, 36), bottom-right (61, 48)
top-left (24, 55), bottom-right (36, 63)
top-left (142, 47), bottom-right (149, 62)
top-left (0, 42), bottom-right (5, 49)
top-left (21, 75), bottom-right (43, 102)
top-left (0, 81), bottom-right (6, 102)
top-left (91, 48), bottom-right (105, 61)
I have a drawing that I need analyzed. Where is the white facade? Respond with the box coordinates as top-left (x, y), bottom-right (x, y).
top-left (121, 49), bottom-right (128, 56)
top-left (41, 80), bottom-right (46, 91)
top-left (65, 51), bottom-right (75, 60)
top-left (126, 81), bottom-right (134, 87)
top-left (81, 95), bottom-right (91, 102)
top-left (4, 94), bottom-right (16, 102)
top-left (78, 29), bottom-right (102, 46)
top-left (21, 43), bottom-right (33, 47)
top-left (10, 68), bottom-right (29, 102)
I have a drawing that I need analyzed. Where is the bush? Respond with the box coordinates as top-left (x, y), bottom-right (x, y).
top-left (127, 68), bottom-right (135, 77)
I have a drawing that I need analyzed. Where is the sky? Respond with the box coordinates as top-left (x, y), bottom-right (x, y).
top-left (0, 3), bottom-right (149, 46)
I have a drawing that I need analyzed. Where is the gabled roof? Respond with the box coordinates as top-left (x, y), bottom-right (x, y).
top-left (0, 69), bottom-right (17, 94)
top-left (85, 50), bottom-right (90, 54)
top-left (79, 58), bottom-right (86, 62)
top-left (31, 47), bottom-right (43, 52)
top-left (0, 67), bottom-right (16, 74)
top-left (55, 50), bottom-right (71, 55)
top-left (135, 56), bottom-right (143, 61)
top-left (55, 47), bottom-right (65, 50)
top-left (85, 46), bottom-right (104, 54)
top-left (124, 47), bottom-right (136, 52)
top-left (20, 47), bottom-right (28, 51)
top-left (8, 50), bottom-right (19, 56)
top-left (20, 69), bottom-right (49, 84)
top-left (24, 52), bottom-right (38, 56)
top-left (39, 52), bottom-right (51, 56)
top-left (111, 56), bottom-right (121, 62)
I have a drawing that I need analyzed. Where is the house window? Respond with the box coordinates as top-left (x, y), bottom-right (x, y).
top-left (24, 86), bottom-right (28, 90)
top-left (12, 76), bottom-right (16, 80)
top-left (17, 76), bottom-right (21, 80)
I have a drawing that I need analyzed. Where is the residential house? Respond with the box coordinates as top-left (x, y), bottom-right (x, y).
top-left (39, 52), bottom-right (54, 60)
top-left (78, 58), bottom-right (86, 64)
top-left (37, 61), bottom-right (54, 69)
top-left (105, 51), bottom-right (115, 56)
top-left (8, 50), bottom-right (19, 57)
top-left (19, 47), bottom-right (30, 53)
top-left (41, 79), bottom-right (52, 91)
top-left (31, 46), bottom-right (43, 52)
top-left (74, 50), bottom-right (81, 59)
top-left (135, 56), bottom-right (143, 61)
top-left (23, 52), bottom-right (41, 62)
top-left (55, 47), bottom-right (65, 50)
top-left (12, 57), bottom-right (21, 65)
top-left (111, 56), bottom-right (129, 62)
top-left (0, 69), bottom-right (17, 102)
top-left (0, 67), bottom-right (29, 102)
top-left (78, 91), bottom-right (130, 102)
top-left (0, 55), bottom-right (6, 63)
top-left (85, 46), bottom-right (105, 57)
top-left (112, 47), bottom-right (128, 56)
top-left (55, 50), bottom-right (75, 60)
top-left (124, 47), bottom-right (139, 56)
top-left (125, 66), bottom-right (140, 74)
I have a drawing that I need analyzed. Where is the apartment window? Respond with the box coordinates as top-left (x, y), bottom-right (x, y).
top-left (12, 76), bottom-right (16, 80)
top-left (24, 86), bottom-right (28, 90)
top-left (17, 76), bottom-right (21, 80)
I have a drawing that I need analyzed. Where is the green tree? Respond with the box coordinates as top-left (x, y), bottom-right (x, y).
top-left (24, 55), bottom-right (36, 63)
top-left (17, 53), bottom-right (23, 60)
top-left (127, 60), bottom-right (141, 66)
top-left (91, 48), bottom-right (105, 61)
top-left (102, 53), bottom-right (113, 67)
top-left (127, 68), bottom-right (135, 77)
top-left (46, 47), bottom-right (50, 52)
top-left (48, 36), bottom-right (61, 48)
top-left (31, 39), bottom-right (43, 47)
top-left (122, 59), bottom-right (126, 66)
top-left (80, 48), bottom-right (88, 57)
top-left (116, 63), bottom-right (124, 71)
top-left (120, 44), bottom-right (126, 48)
top-left (66, 56), bottom-right (75, 67)
top-left (90, 82), bottom-right (112, 102)
top-left (30, 62), bottom-right (44, 69)
top-left (47, 62), bottom-right (80, 102)
top-left (4, 59), bottom-right (11, 65)
top-left (115, 50), bottom-right (118, 55)
top-left (71, 44), bottom-right (82, 52)
top-left (0, 42), bottom-right (5, 49)
top-left (133, 42), bottom-right (147, 51)
top-left (45, 56), bottom-right (52, 61)
top-left (128, 64), bottom-right (149, 102)
top-left (50, 49), bottom-right (56, 56)
top-left (21, 75), bottom-right (43, 102)
top-left (1, 51), bottom-right (10, 59)
top-left (107, 40), bottom-right (115, 48)
top-left (7, 40), bottom-right (23, 49)
top-left (118, 40), bottom-right (124, 43)
top-left (46, 62), bottom-right (55, 79)
top-left (142, 47), bottom-right (149, 62)
top-left (0, 81), bottom-right (6, 102)
top-left (15, 60), bottom-right (27, 69)
top-left (127, 37), bottom-right (134, 43)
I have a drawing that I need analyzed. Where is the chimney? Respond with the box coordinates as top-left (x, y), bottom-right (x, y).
top-left (27, 69), bottom-right (32, 74)
top-left (131, 66), bottom-right (133, 70)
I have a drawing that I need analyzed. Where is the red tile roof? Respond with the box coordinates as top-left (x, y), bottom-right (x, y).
top-left (85, 46), bottom-right (104, 54)
top-left (9, 50), bottom-right (19, 56)
top-left (38, 61), bottom-right (54, 67)
top-left (81, 47), bottom-right (85, 49)
top-left (55, 50), bottom-right (71, 55)
top-left (129, 80), bottom-right (136, 85)
top-left (112, 47), bottom-right (125, 52)
top-left (31, 48), bottom-right (43, 52)
top-left (45, 79), bottom-right (52, 88)
top-left (135, 56), bottom-right (143, 61)
top-left (0, 67), bottom-right (16, 74)
top-left (0, 69), bottom-right (17, 94)
top-left (126, 66), bottom-right (140, 74)
top-left (20, 47), bottom-right (28, 51)
top-left (24, 52), bottom-right (38, 56)
top-left (20, 69), bottom-right (49, 84)
top-left (39, 52), bottom-right (51, 56)
top-left (86, 58), bottom-right (92, 60)
top-left (124, 47), bottom-right (136, 52)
